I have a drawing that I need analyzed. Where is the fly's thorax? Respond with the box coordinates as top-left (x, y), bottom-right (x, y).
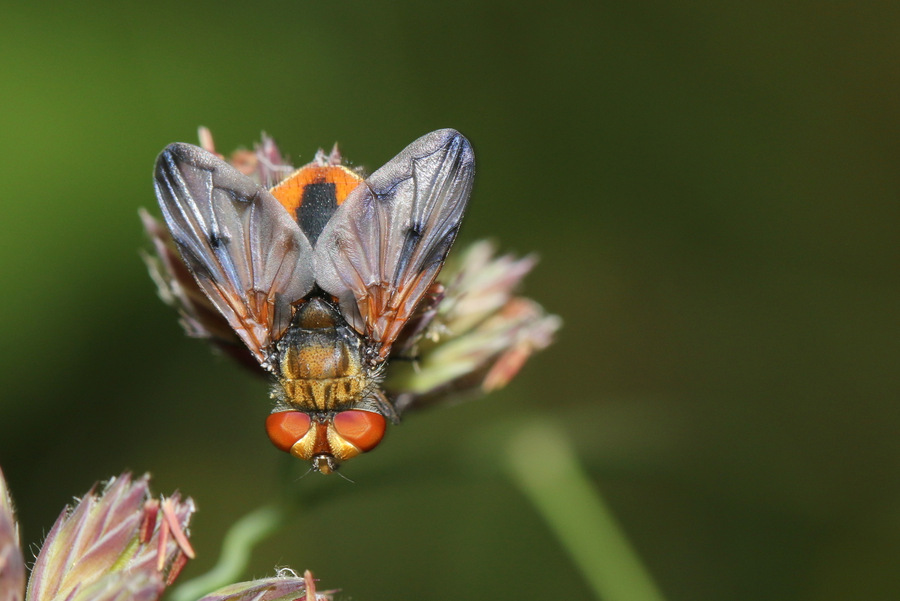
top-left (274, 297), bottom-right (371, 412)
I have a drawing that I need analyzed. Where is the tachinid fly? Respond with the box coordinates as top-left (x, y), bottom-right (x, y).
top-left (152, 130), bottom-right (474, 473)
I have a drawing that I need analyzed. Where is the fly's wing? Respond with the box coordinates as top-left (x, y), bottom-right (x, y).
top-left (154, 143), bottom-right (315, 368)
top-left (314, 129), bottom-right (475, 360)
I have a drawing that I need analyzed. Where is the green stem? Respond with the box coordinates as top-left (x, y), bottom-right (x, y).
top-left (504, 421), bottom-right (667, 601)
top-left (170, 503), bottom-right (288, 601)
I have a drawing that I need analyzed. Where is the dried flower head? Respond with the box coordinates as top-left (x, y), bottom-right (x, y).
top-left (142, 128), bottom-right (560, 471)
top-left (0, 469), bottom-right (320, 601)
top-left (386, 240), bottom-right (562, 412)
top-left (0, 469), bottom-right (25, 601)
top-left (25, 472), bottom-right (194, 601)
top-left (195, 570), bottom-right (330, 601)
top-left (143, 129), bottom-right (559, 412)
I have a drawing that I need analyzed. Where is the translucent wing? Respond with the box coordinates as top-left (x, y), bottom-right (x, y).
top-left (314, 129), bottom-right (475, 360)
top-left (154, 143), bottom-right (315, 367)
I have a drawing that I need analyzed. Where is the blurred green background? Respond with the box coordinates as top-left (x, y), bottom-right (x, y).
top-left (1, 1), bottom-right (899, 600)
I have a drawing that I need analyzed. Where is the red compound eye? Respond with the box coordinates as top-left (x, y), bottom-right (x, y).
top-left (332, 411), bottom-right (386, 452)
top-left (265, 411), bottom-right (312, 452)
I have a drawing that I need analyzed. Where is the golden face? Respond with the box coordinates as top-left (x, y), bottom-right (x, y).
top-left (265, 410), bottom-right (386, 474)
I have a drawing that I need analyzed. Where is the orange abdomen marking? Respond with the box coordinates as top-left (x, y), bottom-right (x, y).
top-left (270, 165), bottom-right (362, 214)
top-left (270, 165), bottom-right (363, 244)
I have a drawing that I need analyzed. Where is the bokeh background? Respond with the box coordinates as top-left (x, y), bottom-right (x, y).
top-left (1, 1), bottom-right (898, 600)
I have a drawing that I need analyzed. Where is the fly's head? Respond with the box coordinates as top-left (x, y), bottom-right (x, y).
top-left (265, 409), bottom-right (386, 474)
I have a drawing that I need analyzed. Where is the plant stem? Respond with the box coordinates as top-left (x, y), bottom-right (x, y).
top-left (170, 503), bottom-right (287, 601)
top-left (504, 421), bottom-right (667, 601)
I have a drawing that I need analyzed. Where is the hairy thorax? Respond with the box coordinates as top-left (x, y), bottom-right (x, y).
top-left (274, 297), bottom-right (370, 412)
